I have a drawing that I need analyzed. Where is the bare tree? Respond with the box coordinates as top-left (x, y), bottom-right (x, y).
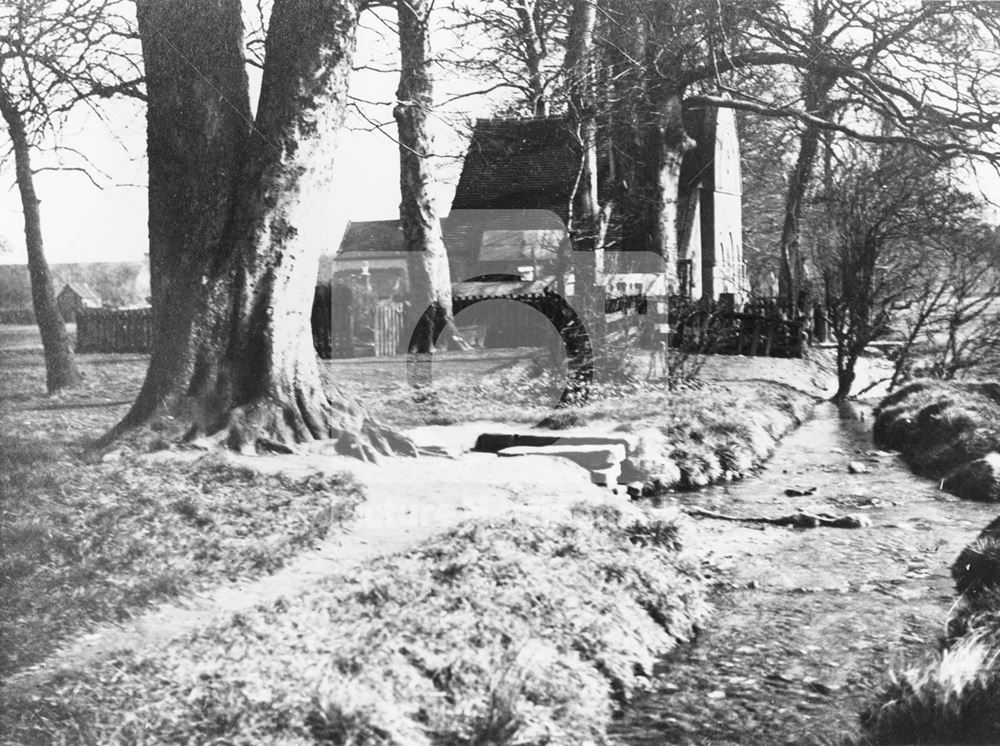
top-left (444, 0), bottom-right (570, 117)
top-left (395, 0), bottom-right (469, 356)
top-left (739, 0), bottom-right (999, 306)
top-left (925, 225), bottom-right (1000, 381)
top-left (585, 0), bottom-right (1000, 270)
top-left (813, 141), bottom-right (981, 401)
top-left (107, 0), bottom-right (414, 458)
top-left (0, 0), bottom-right (141, 393)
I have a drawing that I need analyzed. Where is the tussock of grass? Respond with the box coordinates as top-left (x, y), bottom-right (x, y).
top-left (860, 628), bottom-right (1000, 744)
top-left (862, 516), bottom-right (1000, 744)
top-left (0, 450), bottom-right (362, 676)
top-left (953, 517), bottom-right (1000, 602)
top-left (0, 505), bottom-right (707, 746)
top-left (943, 455), bottom-right (1000, 503)
top-left (623, 382), bottom-right (812, 493)
top-left (873, 381), bottom-right (1000, 481)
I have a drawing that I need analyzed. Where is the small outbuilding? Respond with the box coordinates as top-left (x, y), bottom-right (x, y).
top-left (57, 282), bottom-right (102, 322)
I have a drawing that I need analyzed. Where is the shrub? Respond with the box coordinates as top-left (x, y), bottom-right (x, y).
top-left (873, 381), bottom-right (1000, 480)
top-left (942, 455), bottom-right (1000, 503)
top-left (859, 628), bottom-right (1000, 744)
top-left (953, 517), bottom-right (1000, 597)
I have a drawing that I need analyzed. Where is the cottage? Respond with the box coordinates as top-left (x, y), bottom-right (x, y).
top-left (57, 282), bottom-right (102, 321)
top-left (323, 219), bottom-right (409, 298)
top-left (449, 109), bottom-right (748, 302)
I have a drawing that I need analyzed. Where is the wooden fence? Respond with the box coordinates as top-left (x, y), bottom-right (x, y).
top-left (75, 289), bottom-right (406, 359)
top-left (76, 307), bottom-right (153, 353)
top-left (667, 295), bottom-right (810, 358)
top-left (74, 290), bottom-right (821, 360)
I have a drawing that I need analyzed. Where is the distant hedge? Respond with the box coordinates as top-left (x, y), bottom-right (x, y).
top-left (0, 308), bottom-right (35, 325)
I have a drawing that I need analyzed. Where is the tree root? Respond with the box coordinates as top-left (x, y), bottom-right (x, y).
top-left (684, 507), bottom-right (872, 529)
top-left (97, 387), bottom-right (417, 462)
top-left (221, 394), bottom-right (418, 461)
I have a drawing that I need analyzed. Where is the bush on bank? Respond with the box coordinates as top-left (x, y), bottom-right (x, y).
top-left (618, 381), bottom-right (814, 493)
top-left (873, 380), bottom-right (1000, 499)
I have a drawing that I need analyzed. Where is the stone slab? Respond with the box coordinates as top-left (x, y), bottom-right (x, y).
top-left (474, 432), bottom-right (632, 455)
top-left (497, 443), bottom-right (628, 470)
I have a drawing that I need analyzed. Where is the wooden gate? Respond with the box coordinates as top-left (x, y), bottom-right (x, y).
top-left (373, 300), bottom-right (405, 356)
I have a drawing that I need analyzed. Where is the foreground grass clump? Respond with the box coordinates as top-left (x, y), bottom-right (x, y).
top-left (1, 504), bottom-right (707, 746)
top-left (0, 448), bottom-right (361, 676)
top-left (873, 381), bottom-right (1000, 482)
top-left (618, 382), bottom-right (814, 491)
top-left (860, 516), bottom-right (1000, 744)
top-left (859, 627), bottom-right (1000, 744)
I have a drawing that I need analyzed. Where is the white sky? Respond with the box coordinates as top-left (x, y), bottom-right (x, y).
top-left (1, 5), bottom-right (998, 264)
top-left (0, 11), bottom-right (492, 264)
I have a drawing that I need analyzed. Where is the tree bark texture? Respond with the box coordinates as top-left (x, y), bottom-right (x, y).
top-left (394, 0), bottom-right (463, 356)
top-left (651, 89), bottom-right (693, 293)
top-left (0, 85), bottom-right (82, 394)
top-left (113, 0), bottom-right (413, 458)
top-left (563, 0), bottom-right (603, 384)
top-left (515, 0), bottom-right (549, 116)
top-left (777, 69), bottom-right (836, 305)
top-left (778, 124), bottom-right (818, 304)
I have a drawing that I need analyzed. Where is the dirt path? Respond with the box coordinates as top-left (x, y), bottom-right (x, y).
top-left (2, 432), bottom-right (615, 693)
top-left (611, 401), bottom-right (998, 746)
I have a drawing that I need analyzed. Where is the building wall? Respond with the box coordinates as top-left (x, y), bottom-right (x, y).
top-left (708, 107), bottom-right (746, 302)
top-left (685, 199), bottom-right (704, 300)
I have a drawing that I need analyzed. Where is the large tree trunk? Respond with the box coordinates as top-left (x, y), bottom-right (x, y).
top-left (395, 0), bottom-right (466, 357)
top-left (107, 0), bottom-right (413, 459)
top-left (651, 89), bottom-right (694, 293)
top-left (777, 72), bottom-right (835, 306)
top-left (0, 85), bottom-right (81, 394)
top-left (777, 122), bottom-right (821, 304)
top-left (562, 0), bottom-right (603, 391)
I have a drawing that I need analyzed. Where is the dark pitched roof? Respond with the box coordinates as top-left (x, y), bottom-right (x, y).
top-left (61, 282), bottom-right (102, 302)
top-left (451, 113), bottom-right (718, 247)
top-left (337, 219), bottom-right (407, 255)
top-left (451, 118), bottom-right (581, 219)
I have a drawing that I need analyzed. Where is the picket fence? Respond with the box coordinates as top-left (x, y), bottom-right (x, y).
top-left (75, 291), bottom-right (823, 360)
top-left (75, 307), bottom-right (153, 353)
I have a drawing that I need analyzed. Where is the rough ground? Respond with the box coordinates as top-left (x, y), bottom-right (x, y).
top-left (8, 323), bottom-right (976, 743)
top-left (611, 401), bottom-right (999, 745)
top-left (2, 442), bottom-right (612, 694)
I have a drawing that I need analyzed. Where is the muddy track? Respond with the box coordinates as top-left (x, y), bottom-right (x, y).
top-left (612, 402), bottom-right (998, 746)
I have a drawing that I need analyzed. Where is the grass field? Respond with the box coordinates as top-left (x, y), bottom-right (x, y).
top-left (1, 328), bottom-right (369, 676)
top-left (1, 324), bottom-right (823, 744)
top-left (1, 505), bottom-right (709, 745)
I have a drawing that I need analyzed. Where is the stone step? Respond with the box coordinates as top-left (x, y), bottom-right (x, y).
top-left (590, 463), bottom-right (623, 487)
top-left (497, 443), bottom-right (628, 470)
top-left (475, 432), bottom-right (633, 455)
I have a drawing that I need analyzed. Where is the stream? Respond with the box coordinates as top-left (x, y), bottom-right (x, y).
top-left (612, 401), bottom-right (999, 746)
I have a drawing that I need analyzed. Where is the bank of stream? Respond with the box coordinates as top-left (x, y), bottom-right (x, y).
top-left (613, 401), bottom-right (998, 745)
